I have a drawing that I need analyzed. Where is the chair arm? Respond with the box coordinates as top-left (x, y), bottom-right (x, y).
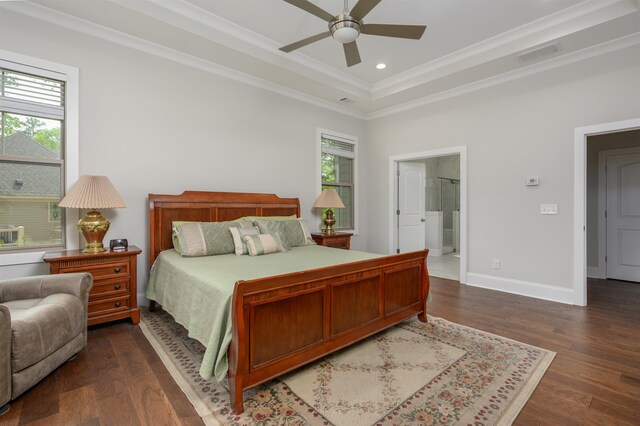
top-left (0, 305), bottom-right (10, 408)
top-left (0, 274), bottom-right (93, 303)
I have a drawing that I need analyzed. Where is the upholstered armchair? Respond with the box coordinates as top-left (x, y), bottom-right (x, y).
top-left (0, 273), bottom-right (92, 415)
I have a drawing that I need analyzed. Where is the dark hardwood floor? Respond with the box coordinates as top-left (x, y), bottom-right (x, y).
top-left (1, 277), bottom-right (638, 425)
top-left (428, 277), bottom-right (640, 426)
top-left (0, 320), bottom-right (204, 426)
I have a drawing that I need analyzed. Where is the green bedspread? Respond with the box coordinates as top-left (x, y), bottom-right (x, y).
top-left (145, 245), bottom-right (382, 382)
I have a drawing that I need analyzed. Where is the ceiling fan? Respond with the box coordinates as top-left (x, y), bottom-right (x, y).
top-left (279, 0), bottom-right (427, 67)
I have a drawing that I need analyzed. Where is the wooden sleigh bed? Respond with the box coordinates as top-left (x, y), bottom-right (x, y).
top-left (148, 191), bottom-right (430, 414)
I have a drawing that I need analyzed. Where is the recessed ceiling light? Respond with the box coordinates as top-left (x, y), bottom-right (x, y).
top-left (376, 63), bottom-right (386, 70)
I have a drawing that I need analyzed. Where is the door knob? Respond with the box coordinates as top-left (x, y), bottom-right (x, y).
top-left (421, 218), bottom-right (426, 222)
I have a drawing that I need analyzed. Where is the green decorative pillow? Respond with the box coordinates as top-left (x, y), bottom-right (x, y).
top-left (229, 222), bottom-right (261, 255)
top-left (172, 221), bottom-right (196, 254)
top-left (243, 233), bottom-right (288, 256)
top-left (254, 218), bottom-right (315, 248)
top-left (297, 218), bottom-right (316, 246)
top-left (174, 221), bottom-right (240, 257)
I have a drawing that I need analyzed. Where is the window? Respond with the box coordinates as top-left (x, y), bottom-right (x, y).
top-left (319, 130), bottom-right (357, 231)
top-left (0, 63), bottom-right (67, 251)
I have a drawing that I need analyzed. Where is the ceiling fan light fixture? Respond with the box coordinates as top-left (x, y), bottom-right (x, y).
top-left (330, 13), bottom-right (361, 44)
top-left (333, 27), bottom-right (359, 43)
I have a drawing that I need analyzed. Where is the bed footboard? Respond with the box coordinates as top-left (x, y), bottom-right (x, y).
top-left (228, 249), bottom-right (429, 414)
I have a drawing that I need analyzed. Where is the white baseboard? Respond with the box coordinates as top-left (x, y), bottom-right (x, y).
top-left (428, 248), bottom-right (443, 257)
top-left (587, 266), bottom-right (604, 279)
top-left (466, 273), bottom-right (575, 305)
top-left (137, 292), bottom-right (150, 307)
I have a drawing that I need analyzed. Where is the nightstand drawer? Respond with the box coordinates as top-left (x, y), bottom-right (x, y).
top-left (44, 246), bottom-right (141, 326)
top-left (327, 240), bottom-right (348, 249)
top-left (90, 278), bottom-right (129, 299)
top-left (312, 232), bottom-right (352, 250)
top-left (62, 262), bottom-right (129, 280)
top-left (88, 295), bottom-right (130, 316)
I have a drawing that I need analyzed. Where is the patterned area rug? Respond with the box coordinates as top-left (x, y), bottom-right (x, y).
top-left (139, 310), bottom-right (554, 425)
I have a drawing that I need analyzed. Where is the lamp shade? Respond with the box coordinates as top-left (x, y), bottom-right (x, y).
top-left (313, 188), bottom-right (345, 209)
top-left (59, 175), bottom-right (126, 209)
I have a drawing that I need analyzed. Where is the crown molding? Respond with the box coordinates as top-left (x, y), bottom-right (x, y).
top-left (3, 0), bottom-right (637, 122)
top-left (111, 0), bottom-right (371, 98)
top-left (109, 0), bottom-right (639, 102)
top-left (370, 0), bottom-right (640, 99)
top-left (1, 1), bottom-right (366, 120)
top-left (366, 31), bottom-right (640, 120)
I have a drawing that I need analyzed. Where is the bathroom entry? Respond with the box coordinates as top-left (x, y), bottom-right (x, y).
top-left (423, 154), bottom-right (461, 280)
top-left (391, 148), bottom-right (465, 283)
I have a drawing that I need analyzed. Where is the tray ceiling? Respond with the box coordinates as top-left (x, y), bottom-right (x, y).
top-left (3, 0), bottom-right (640, 118)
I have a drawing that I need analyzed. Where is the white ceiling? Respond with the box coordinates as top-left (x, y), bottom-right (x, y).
top-left (5, 0), bottom-right (640, 118)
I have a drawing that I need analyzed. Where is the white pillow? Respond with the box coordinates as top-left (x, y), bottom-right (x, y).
top-left (229, 223), bottom-right (261, 255)
top-left (243, 233), bottom-right (288, 256)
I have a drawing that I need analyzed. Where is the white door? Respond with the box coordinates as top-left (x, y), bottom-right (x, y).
top-left (398, 162), bottom-right (426, 253)
top-left (606, 153), bottom-right (640, 282)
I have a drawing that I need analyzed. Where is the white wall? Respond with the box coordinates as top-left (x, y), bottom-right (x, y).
top-left (0, 11), bottom-right (367, 301)
top-left (366, 45), bottom-right (640, 303)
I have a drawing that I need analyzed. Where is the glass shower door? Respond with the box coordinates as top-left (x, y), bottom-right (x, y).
top-left (439, 178), bottom-right (459, 253)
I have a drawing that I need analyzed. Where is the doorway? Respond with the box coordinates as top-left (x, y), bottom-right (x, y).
top-left (389, 146), bottom-right (467, 283)
top-left (574, 118), bottom-right (640, 306)
top-left (586, 132), bottom-right (640, 283)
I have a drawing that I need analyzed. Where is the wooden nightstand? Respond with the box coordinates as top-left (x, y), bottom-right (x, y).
top-left (44, 246), bottom-right (142, 326)
top-left (311, 232), bottom-right (352, 250)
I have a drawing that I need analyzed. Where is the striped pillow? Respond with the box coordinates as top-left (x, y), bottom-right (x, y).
top-left (229, 223), bottom-right (261, 255)
top-left (243, 233), bottom-right (287, 256)
top-left (174, 221), bottom-right (240, 257)
top-left (254, 218), bottom-right (316, 248)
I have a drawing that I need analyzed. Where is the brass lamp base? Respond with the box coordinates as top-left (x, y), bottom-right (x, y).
top-left (78, 210), bottom-right (110, 253)
top-left (322, 208), bottom-right (337, 235)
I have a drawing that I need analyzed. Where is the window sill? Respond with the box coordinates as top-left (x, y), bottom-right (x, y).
top-left (0, 250), bottom-right (48, 267)
top-left (334, 229), bottom-right (358, 236)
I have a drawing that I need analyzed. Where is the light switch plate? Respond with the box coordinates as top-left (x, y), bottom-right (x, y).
top-left (526, 177), bottom-right (540, 186)
top-left (540, 204), bottom-right (558, 215)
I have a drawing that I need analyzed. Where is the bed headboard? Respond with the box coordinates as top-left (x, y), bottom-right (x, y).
top-left (148, 191), bottom-right (300, 268)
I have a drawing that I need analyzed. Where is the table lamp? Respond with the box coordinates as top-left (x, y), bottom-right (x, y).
top-left (58, 175), bottom-right (126, 253)
top-left (313, 188), bottom-right (345, 235)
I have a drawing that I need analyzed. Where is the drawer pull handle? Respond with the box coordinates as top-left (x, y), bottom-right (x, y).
top-left (114, 268), bottom-right (121, 273)
top-left (114, 284), bottom-right (121, 290)
top-left (115, 301), bottom-right (122, 308)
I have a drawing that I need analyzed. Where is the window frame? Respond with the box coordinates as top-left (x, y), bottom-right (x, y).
top-left (0, 50), bottom-right (79, 266)
top-left (316, 128), bottom-right (358, 234)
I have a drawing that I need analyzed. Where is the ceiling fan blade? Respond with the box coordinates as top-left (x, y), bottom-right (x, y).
top-left (283, 0), bottom-right (335, 22)
top-left (361, 24), bottom-right (427, 39)
top-left (350, 0), bottom-right (382, 21)
top-left (343, 41), bottom-right (361, 67)
top-left (279, 31), bottom-right (331, 53)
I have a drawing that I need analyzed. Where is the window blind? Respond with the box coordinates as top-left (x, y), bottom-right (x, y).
top-left (0, 67), bottom-right (65, 120)
top-left (321, 134), bottom-right (355, 159)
